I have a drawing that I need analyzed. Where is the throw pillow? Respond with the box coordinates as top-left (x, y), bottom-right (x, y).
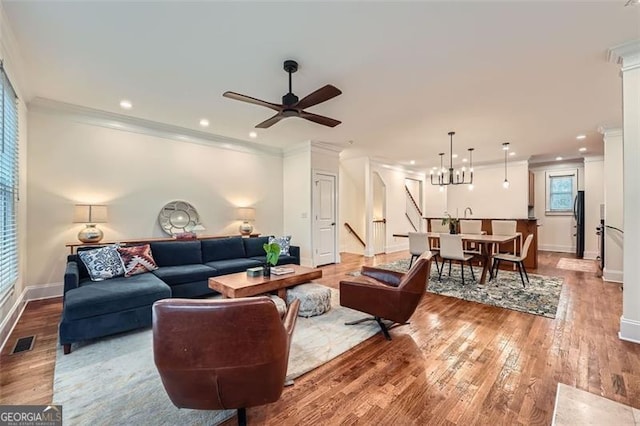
top-left (117, 244), bottom-right (159, 277)
top-left (78, 246), bottom-right (125, 281)
top-left (268, 235), bottom-right (291, 256)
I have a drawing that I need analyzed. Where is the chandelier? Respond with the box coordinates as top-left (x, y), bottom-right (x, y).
top-left (430, 131), bottom-right (474, 189)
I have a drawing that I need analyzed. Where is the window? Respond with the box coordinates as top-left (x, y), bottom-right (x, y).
top-left (545, 169), bottom-right (577, 215)
top-left (0, 63), bottom-right (19, 300)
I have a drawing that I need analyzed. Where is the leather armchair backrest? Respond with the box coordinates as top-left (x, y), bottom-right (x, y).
top-left (398, 252), bottom-right (433, 295)
top-left (153, 297), bottom-right (289, 411)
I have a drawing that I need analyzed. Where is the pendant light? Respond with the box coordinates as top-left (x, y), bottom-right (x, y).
top-left (502, 142), bottom-right (510, 189)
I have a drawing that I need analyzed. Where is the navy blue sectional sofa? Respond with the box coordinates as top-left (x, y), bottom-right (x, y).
top-left (60, 236), bottom-right (300, 353)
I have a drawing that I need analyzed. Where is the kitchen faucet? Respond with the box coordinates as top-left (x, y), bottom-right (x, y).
top-left (464, 207), bottom-right (473, 218)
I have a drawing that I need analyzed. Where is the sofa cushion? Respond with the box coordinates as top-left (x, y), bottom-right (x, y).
top-left (152, 264), bottom-right (217, 286)
top-left (118, 244), bottom-right (158, 277)
top-left (149, 241), bottom-right (202, 267)
top-left (63, 273), bottom-right (170, 321)
top-left (249, 255), bottom-right (299, 266)
top-left (78, 246), bottom-right (125, 281)
top-left (204, 258), bottom-right (263, 275)
top-left (201, 237), bottom-right (246, 262)
top-left (243, 236), bottom-right (271, 258)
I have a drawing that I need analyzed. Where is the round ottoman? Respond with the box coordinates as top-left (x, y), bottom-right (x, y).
top-left (286, 283), bottom-right (332, 317)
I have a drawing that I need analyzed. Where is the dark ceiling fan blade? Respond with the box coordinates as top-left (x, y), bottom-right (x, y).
top-left (299, 111), bottom-right (341, 128)
top-left (255, 113), bottom-right (286, 128)
top-left (295, 85), bottom-right (342, 110)
top-left (223, 91), bottom-right (282, 111)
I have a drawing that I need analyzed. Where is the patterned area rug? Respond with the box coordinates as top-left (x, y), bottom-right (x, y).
top-left (556, 257), bottom-right (598, 273)
top-left (53, 289), bottom-right (378, 425)
top-left (350, 259), bottom-right (563, 319)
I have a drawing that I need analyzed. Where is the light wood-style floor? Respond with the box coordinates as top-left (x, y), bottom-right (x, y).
top-left (1, 251), bottom-right (639, 425)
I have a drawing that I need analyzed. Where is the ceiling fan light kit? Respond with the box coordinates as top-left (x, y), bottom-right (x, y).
top-left (430, 132), bottom-right (474, 188)
top-left (223, 60), bottom-right (342, 129)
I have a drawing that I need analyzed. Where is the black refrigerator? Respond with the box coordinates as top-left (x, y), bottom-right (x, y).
top-left (574, 190), bottom-right (585, 258)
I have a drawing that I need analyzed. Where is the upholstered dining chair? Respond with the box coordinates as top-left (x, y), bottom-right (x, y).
top-left (152, 297), bottom-right (300, 426)
top-left (459, 220), bottom-right (483, 256)
top-left (491, 233), bottom-right (534, 287)
top-left (491, 220), bottom-right (519, 255)
top-left (438, 234), bottom-right (475, 285)
top-left (429, 219), bottom-right (449, 233)
top-left (408, 231), bottom-right (434, 269)
top-left (339, 252), bottom-right (433, 340)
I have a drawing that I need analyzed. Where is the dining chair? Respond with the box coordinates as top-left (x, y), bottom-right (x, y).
top-left (429, 219), bottom-right (449, 233)
top-left (459, 220), bottom-right (483, 256)
top-left (491, 220), bottom-right (519, 255)
top-left (408, 232), bottom-right (430, 268)
top-left (438, 234), bottom-right (475, 285)
top-left (491, 234), bottom-right (534, 287)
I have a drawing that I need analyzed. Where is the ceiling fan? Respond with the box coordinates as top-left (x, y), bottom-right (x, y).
top-left (223, 60), bottom-right (342, 129)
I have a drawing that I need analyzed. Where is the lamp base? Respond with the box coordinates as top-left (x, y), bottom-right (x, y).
top-left (78, 224), bottom-right (104, 243)
top-left (239, 222), bottom-right (253, 236)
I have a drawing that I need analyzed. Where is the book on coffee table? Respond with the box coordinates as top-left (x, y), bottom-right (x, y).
top-left (271, 267), bottom-right (295, 275)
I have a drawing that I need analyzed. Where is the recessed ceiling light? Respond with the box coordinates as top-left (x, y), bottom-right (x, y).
top-left (462, 158), bottom-right (468, 163)
top-left (452, 154), bottom-right (458, 159)
top-left (409, 160), bottom-right (415, 165)
top-left (432, 166), bottom-right (438, 170)
top-left (249, 131), bottom-right (257, 139)
top-left (119, 100), bottom-right (132, 110)
top-left (199, 119), bottom-right (209, 127)
top-left (509, 152), bottom-right (516, 156)
top-left (556, 156), bottom-right (563, 161)
top-left (579, 147), bottom-right (587, 152)
top-left (576, 134), bottom-right (586, 140)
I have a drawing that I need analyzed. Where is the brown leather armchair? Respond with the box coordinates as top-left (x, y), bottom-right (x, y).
top-left (340, 252), bottom-right (433, 340)
top-left (152, 296), bottom-right (300, 426)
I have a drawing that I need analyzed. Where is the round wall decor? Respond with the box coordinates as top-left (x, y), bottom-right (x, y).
top-left (158, 200), bottom-right (200, 235)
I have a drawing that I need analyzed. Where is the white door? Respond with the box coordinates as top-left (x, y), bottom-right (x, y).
top-left (313, 171), bottom-right (337, 266)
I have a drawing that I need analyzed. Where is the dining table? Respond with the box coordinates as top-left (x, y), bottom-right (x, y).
top-left (393, 232), bottom-right (519, 284)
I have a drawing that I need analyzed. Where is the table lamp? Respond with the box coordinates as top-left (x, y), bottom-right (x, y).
top-left (237, 207), bottom-right (255, 236)
top-left (73, 204), bottom-right (108, 243)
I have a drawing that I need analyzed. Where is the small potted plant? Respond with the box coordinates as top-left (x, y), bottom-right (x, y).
top-left (442, 213), bottom-right (459, 234)
top-left (262, 242), bottom-right (281, 276)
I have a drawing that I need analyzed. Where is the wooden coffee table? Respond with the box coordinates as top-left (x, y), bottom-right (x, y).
top-left (208, 264), bottom-right (323, 301)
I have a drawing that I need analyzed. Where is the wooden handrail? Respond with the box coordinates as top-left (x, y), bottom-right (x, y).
top-left (372, 219), bottom-right (386, 224)
top-left (404, 185), bottom-right (423, 217)
top-left (344, 222), bottom-right (366, 247)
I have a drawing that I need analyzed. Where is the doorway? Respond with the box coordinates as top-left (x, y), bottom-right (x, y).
top-left (312, 170), bottom-right (338, 266)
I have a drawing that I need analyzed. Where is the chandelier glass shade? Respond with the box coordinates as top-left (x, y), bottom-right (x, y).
top-left (430, 131), bottom-right (474, 187)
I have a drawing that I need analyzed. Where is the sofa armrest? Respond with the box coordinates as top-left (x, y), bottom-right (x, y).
top-left (64, 261), bottom-right (80, 294)
top-left (288, 246), bottom-right (300, 264)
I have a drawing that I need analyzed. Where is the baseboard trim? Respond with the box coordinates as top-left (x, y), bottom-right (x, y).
top-left (619, 316), bottom-right (640, 344)
top-left (0, 289), bottom-right (27, 354)
top-left (603, 268), bottom-right (624, 283)
top-left (0, 282), bottom-right (64, 353)
top-left (583, 251), bottom-right (598, 260)
top-left (538, 244), bottom-right (575, 253)
top-left (384, 243), bottom-right (408, 253)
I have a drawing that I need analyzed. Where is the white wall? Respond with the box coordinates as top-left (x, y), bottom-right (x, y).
top-left (584, 156), bottom-right (604, 260)
top-left (602, 130), bottom-right (624, 282)
top-left (283, 146), bottom-right (312, 266)
top-left (424, 180), bottom-right (447, 218)
top-left (27, 108), bottom-right (284, 287)
top-left (339, 157), bottom-right (366, 254)
top-left (0, 3), bottom-right (30, 332)
top-left (531, 161), bottom-right (584, 253)
top-left (447, 161), bottom-right (529, 219)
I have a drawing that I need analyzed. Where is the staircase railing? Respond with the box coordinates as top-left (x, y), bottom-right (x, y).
top-left (405, 185), bottom-right (423, 231)
top-left (344, 222), bottom-right (366, 248)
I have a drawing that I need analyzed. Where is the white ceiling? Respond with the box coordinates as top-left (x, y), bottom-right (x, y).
top-left (4, 1), bottom-right (639, 168)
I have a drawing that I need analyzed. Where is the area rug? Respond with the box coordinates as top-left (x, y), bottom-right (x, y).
top-left (53, 289), bottom-right (378, 425)
top-left (556, 257), bottom-right (598, 273)
top-left (350, 259), bottom-right (563, 319)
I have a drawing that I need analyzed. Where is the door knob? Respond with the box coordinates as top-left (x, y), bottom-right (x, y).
top-left (331, 222), bottom-right (336, 226)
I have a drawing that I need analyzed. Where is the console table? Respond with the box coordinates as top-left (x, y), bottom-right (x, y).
top-left (65, 233), bottom-right (261, 254)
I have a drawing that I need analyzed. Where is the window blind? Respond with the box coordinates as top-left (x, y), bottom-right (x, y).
top-left (0, 62), bottom-right (19, 300)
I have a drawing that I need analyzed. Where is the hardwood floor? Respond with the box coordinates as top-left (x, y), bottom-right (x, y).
top-left (1, 251), bottom-right (639, 425)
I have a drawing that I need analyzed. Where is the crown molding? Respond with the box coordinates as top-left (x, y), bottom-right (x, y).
top-left (598, 126), bottom-right (623, 139)
top-left (28, 97), bottom-right (283, 157)
top-left (608, 39), bottom-right (640, 71)
top-left (583, 155), bottom-right (604, 163)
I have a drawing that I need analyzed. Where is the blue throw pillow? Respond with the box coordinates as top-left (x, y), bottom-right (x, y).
top-left (78, 246), bottom-right (125, 281)
top-left (268, 236), bottom-right (291, 256)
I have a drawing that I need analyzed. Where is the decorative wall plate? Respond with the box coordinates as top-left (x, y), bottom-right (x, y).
top-left (158, 200), bottom-right (200, 236)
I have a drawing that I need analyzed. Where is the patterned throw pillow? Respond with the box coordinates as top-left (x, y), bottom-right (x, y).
top-left (78, 246), bottom-right (125, 281)
top-left (268, 235), bottom-right (291, 256)
top-left (117, 244), bottom-right (158, 277)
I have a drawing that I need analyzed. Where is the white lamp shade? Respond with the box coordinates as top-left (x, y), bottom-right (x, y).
top-left (237, 207), bottom-right (255, 221)
top-left (73, 204), bottom-right (108, 223)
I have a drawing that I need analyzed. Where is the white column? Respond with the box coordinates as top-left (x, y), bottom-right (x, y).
top-left (601, 129), bottom-right (624, 282)
top-left (364, 158), bottom-right (375, 257)
top-left (609, 40), bottom-right (640, 343)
